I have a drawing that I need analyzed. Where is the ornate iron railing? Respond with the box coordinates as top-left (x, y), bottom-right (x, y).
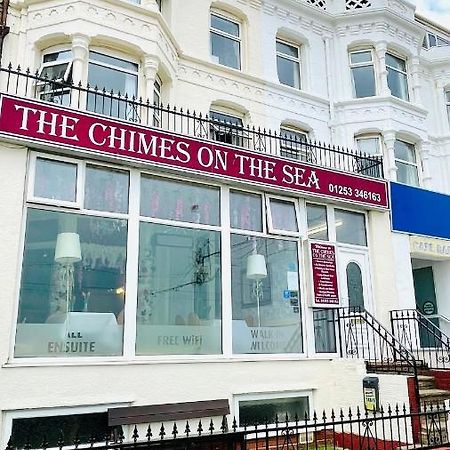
top-left (0, 64), bottom-right (384, 178)
top-left (391, 309), bottom-right (450, 370)
top-left (6, 402), bottom-right (449, 450)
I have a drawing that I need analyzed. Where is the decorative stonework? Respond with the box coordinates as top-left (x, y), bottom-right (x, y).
top-left (178, 62), bottom-right (329, 122)
top-left (24, 1), bottom-right (178, 65)
top-left (306, 0), bottom-right (327, 11)
top-left (346, 0), bottom-right (371, 10)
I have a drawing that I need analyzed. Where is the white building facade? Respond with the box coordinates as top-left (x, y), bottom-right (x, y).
top-left (0, 0), bottom-right (449, 445)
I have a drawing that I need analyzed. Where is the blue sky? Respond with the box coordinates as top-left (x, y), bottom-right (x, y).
top-left (410, 0), bottom-right (450, 28)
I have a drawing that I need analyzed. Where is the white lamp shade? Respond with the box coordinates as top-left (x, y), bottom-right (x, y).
top-left (54, 232), bottom-right (82, 264)
top-left (246, 253), bottom-right (267, 280)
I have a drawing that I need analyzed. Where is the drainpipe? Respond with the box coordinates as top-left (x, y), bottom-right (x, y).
top-left (0, 0), bottom-right (10, 65)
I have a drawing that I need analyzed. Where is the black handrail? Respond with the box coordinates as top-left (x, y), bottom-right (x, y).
top-left (391, 308), bottom-right (450, 370)
top-left (314, 307), bottom-right (421, 402)
top-left (0, 63), bottom-right (384, 178)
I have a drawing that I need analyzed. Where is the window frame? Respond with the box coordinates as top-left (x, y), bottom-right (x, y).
top-left (234, 390), bottom-right (313, 429)
top-left (446, 90), bottom-right (450, 127)
top-left (279, 126), bottom-right (310, 162)
top-left (393, 139), bottom-right (419, 186)
top-left (348, 49), bottom-right (377, 98)
top-left (27, 152), bottom-right (84, 209)
top-left (266, 194), bottom-right (301, 237)
top-left (209, 109), bottom-right (247, 147)
top-left (385, 51), bottom-right (409, 101)
top-left (210, 11), bottom-right (242, 70)
top-left (1, 403), bottom-right (131, 449)
top-left (276, 38), bottom-right (301, 90)
top-left (355, 134), bottom-right (383, 157)
top-left (13, 151), bottom-right (372, 364)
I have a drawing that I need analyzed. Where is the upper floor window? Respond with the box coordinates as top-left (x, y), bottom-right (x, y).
top-left (276, 40), bottom-right (301, 89)
top-left (279, 126), bottom-right (311, 162)
top-left (355, 135), bottom-right (382, 157)
top-left (209, 110), bottom-right (245, 146)
top-left (153, 74), bottom-right (162, 127)
top-left (355, 135), bottom-right (382, 176)
top-left (423, 32), bottom-right (449, 49)
top-left (386, 53), bottom-right (409, 101)
top-left (87, 51), bottom-right (139, 120)
top-left (446, 90), bottom-right (450, 126)
top-left (37, 50), bottom-right (73, 105)
top-left (349, 50), bottom-right (376, 98)
top-left (210, 12), bottom-right (241, 70)
top-left (394, 139), bottom-right (418, 186)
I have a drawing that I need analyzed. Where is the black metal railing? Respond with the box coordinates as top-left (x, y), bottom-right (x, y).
top-left (313, 307), bottom-right (422, 401)
top-left (6, 402), bottom-right (449, 450)
top-left (0, 64), bottom-right (384, 178)
top-left (391, 309), bottom-right (450, 370)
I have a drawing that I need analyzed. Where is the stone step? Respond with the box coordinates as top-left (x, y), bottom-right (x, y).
top-left (419, 388), bottom-right (450, 399)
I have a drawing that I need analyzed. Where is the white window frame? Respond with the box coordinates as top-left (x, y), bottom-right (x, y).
top-left (348, 49), bottom-right (376, 98)
top-left (229, 188), bottom-right (266, 234)
top-left (37, 49), bottom-right (73, 105)
top-left (385, 52), bottom-right (409, 101)
top-left (276, 38), bottom-right (301, 89)
top-left (153, 74), bottom-right (162, 127)
top-left (394, 139), bottom-right (419, 186)
top-left (423, 32), bottom-right (450, 49)
top-left (234, 390), bottom-right (313, 429)
top-left (279, 126), bottom-right (310, 162)
top-left (266, 195), bottom-right (301, 237)
top-left (305, 202), bottom-right (329, 242)
top-left (210, 11), bottom-right (241, 70)
top-left (27, 153), bottom-right (84, 209)
top-left (355, 134), bottom-right (383, 157)
top-left (446, 90), bottom-right (450, 127)
top-left (209, 109), bottom-right (247, 147)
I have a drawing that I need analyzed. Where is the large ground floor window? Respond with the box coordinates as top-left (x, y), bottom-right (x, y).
top-left (13, 151), bottom-right (370, 359)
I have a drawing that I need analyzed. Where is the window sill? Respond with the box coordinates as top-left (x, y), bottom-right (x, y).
top-left (3, 354), bottom-right (338, 368)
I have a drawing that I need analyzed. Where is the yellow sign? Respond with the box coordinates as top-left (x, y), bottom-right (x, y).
top-left (364, 388), bottom-right (377, 412)
top-left (410, 236), bottom-right (450, 260)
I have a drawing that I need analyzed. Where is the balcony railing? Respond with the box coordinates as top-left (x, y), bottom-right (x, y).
top-left (0, 64), bottom-right (384, 178)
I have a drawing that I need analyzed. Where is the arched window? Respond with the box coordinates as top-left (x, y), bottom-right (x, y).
top-left (346, 262), bottom-right (364, 309)
top-left (279, 125), bottom-right (312, 162)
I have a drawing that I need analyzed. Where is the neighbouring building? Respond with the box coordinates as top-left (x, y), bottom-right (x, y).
top-left (0, 0), bottom-right (449, 446)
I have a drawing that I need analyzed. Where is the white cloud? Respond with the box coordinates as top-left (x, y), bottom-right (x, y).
top-left (410, 0), bottom-right (450, 29)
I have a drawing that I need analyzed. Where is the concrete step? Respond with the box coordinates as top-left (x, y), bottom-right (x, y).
top-left (419, 388), bottom-right (450, 399)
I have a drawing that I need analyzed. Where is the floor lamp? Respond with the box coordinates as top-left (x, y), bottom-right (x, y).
top-left (246, 238), bottom-right (267, 327)
top-left (54, 232), bottom-right (82, 317)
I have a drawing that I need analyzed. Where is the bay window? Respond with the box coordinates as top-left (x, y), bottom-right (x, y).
top-left (394, 139), bottom-right (419, 186)
top-left (386, 52), bottom-right (409, 101)
top-left (349, 50), bottom-right (376, 98)
top-left (210, 12), bottom-right (241, 70)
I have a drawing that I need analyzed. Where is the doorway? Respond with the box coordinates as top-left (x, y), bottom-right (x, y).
top-left (412, 266), bottom-right (441, 348)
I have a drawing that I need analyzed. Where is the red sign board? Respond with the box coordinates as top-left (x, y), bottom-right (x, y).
top-left (310, 242), bottom-right (339, 306)
top-left (0, 95), bottom-right (389, 208)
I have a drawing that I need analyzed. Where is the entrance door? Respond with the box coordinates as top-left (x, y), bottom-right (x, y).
top-left (338, 248), bottom-right (372, 311)
top-left (413, 267), bottom-right (441, 348)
